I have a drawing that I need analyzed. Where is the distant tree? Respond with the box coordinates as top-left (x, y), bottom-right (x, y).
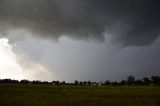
top-left (79, 81), bottom-right (84, 86)
top-left (143, 77), bottom-right (151, 85)
top-left (83, 81), bottom-right (87, 86)
top-left (104, 80), bottom-right (111, 86)
top-left (151, 76), bottom-right (160, 85)
top-left (87, 81), bottom-right (91, 86)
top-left (42, 81), bottom-right (50, 85)
top-left (20, 80), bottom-right (30, 84)
top-left (0, 79), bottom-right (19, 84)
top-left (127, 75), bottom-right (135, 85)
top-left (11, 79), bottom-right (19, 84)
top-left (51, 81), bottom-right (56, 85)
top-left (32, 80), bottom-right (42, 84)
top-left (74, 80), bottom-right (79, 85)
top-left (61, 81), bottom-right (66, 85)
top-left (112, 81), bottom-right (119, 86)
top-left (120, 80), bottom-right (127, 85)
top-left (135, 79), bottom-right (143, 85)
top-left (55, 81), bottom-right (60, 85)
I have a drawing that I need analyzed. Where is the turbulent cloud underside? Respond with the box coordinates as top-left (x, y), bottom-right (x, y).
top-left (0, 0), bottom-right (160, 46)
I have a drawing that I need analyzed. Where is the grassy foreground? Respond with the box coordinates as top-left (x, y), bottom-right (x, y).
top-left (0, 84), bottom-right (160, 106)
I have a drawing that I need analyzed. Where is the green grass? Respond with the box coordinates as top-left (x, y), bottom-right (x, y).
top-left (0, 84), bottom-right (160, 106)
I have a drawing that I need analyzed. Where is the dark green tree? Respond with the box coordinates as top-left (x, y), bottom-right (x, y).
top-left (127, 75), bottom-right (135, 85)
top-left (151, 76), bottom-right (160, 85)
top-left (20, 80), bottom-right (30, 84)
top-left (74, 80), bottom-right (79, 85)
top-left (87, 81), bottom-right (91, 86)
top-left (135, 79), bottom-right (143, 85)
top-left (104, 80), bottom-right (111, 86)
top-left (61, 81), bottom-right (66, 85)
top-left (120, 80), bottom-right (127, 85)
top-left (143, 77), bottom-right (151, 85)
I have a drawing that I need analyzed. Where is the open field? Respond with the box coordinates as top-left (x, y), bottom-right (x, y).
top-left (0, 84), bottom-right (160, 106)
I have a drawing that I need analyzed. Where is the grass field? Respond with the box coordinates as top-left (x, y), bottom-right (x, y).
top-left (0, 84), bottom-right (160, 106)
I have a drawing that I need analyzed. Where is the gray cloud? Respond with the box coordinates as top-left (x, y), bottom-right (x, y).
top-left (0, 0), bottom-right (160, 46)
top-left (10, 35), bottom-right (160, 82)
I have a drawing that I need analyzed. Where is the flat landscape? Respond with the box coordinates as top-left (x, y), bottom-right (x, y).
top-left (0, 84), bottom-right (160, 106)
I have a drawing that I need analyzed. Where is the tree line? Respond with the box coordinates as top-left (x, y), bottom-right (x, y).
top-left (0, 75), bottom-right (160, 86)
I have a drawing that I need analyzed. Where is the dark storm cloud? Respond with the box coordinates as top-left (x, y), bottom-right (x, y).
top-left (0, 0), bottom-right (160, 46)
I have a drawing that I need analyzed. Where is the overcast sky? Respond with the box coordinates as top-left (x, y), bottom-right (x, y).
top-left (0, 0), bottom-right (160, 82)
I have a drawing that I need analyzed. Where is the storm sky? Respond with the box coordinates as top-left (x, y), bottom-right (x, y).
top-left (0, 0), bottom-right (160, 82)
